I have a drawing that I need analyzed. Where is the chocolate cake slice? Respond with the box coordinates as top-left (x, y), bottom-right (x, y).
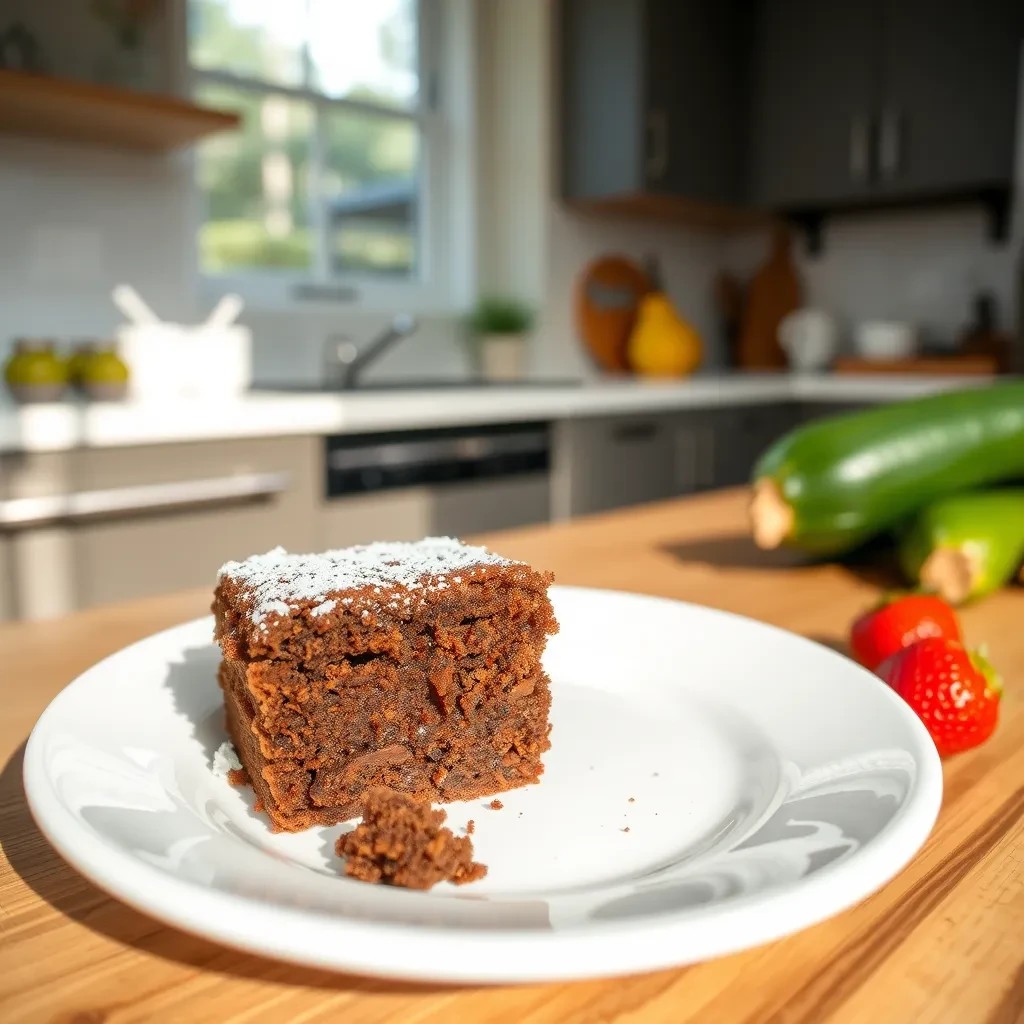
top-left (213, 537), bottom-right (557, 832)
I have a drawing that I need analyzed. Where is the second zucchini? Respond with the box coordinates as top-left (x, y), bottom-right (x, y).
top-left (899, 488), bottom-right (1024, 604)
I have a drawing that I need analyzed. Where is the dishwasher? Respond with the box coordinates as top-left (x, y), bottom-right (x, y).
top-left (319, 422), bottom-right (552, 548)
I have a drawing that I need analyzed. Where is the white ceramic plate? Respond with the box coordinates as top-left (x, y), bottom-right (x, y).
top-left (25, 586), bottom-right (942, 984)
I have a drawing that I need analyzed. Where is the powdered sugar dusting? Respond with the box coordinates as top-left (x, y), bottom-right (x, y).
top-left (218, 536), bottom-right (516, 626)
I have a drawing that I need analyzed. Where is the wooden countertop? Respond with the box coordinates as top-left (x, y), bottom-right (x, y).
top-left (2, 489), bottom-right (1022, 1023)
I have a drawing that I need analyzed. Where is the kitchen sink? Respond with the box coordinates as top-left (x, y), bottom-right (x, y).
top-left (252, 378), bottom-right (583, 393)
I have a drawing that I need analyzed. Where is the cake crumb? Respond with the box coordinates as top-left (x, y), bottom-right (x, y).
top-left (488, 798), bottom-right (504, 810)
top-left (621, 826), bottom-right (631, 833)
top-left (628, 796), bottom-right (635, 803)
top-left (227, 767), bottom-right (250, 787)
top-left (466, 819), bottom-right (476, 834)
top-left (337, 788), bottom-right (487, 890)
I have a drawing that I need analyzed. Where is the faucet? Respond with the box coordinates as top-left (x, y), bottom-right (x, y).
top-left (322, 313), bottom-right (418, 390)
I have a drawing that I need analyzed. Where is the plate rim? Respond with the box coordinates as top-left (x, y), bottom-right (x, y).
top-left (23, 585), bottom-right (944, 983)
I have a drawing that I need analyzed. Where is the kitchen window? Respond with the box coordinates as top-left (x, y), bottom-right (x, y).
top-left (187, 0), bottom-right (465, 310)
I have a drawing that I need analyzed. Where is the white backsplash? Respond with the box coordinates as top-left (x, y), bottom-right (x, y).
top-left (247, 311), bottom-right (473, 386)
top-left (0, 137), bottom-right (199, 351)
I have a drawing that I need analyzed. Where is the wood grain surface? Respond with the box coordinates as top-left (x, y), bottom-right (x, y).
top-left (2, 489), bottom-right (1022, 1024)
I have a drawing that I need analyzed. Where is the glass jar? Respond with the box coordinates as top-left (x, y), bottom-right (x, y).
top-left (3, 338), bottom-right (68, 403)
top-left (81, 343), bottom-right (130, 402)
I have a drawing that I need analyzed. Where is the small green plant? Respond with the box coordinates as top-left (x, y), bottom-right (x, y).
top-left (468, 297), bottom-right (534, 336)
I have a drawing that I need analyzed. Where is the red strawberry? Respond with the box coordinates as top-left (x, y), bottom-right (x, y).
top-left (850, 592), bottom-right (961, 670)
top-left (876, 637), bottom-right (1001, 757)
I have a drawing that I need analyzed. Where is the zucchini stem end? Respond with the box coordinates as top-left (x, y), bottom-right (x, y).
top-left (920, 546), bottom-right (978, 605)
top-left (750, 479), bottom-right (794, 550)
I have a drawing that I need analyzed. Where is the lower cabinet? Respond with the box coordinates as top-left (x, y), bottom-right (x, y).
top-left (1, 436), bottom-right (319, 620)
top-left (704, 403), bottom-right (803, 489)
top-left (554, 415), bottom-right (683, 518)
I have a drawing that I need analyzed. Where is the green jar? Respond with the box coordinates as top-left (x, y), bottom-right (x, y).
top-left (4, 338), bottom-right (68, 402)
top-left (81, 343), bottom-right (130, 401)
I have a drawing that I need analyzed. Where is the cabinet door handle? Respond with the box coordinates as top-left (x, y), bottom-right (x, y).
top-left (611, 422), bottom-right (659, 443)
top-left (879, 108), bottom-right (901, 179)
top-left (646, 110), bottom-right (669, 182)
top-left (0, 471), bottom-right (291, 530)
top-left (849, 113), bottom-right (871, 182)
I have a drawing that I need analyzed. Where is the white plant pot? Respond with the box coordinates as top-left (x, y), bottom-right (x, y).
top-left (479, 334), bottom-right (526, 382)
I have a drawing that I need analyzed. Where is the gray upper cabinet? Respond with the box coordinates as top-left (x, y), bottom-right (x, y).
top-left (749, 0), bottom-right (1022, 215)
top-left (560, 0), bottom-right (747, 209)
top-left (876, 0), bottom-right (1022, 200)
top-left (748, 2), bottom-right (880, 209)
top-left (644, 0), bottom-right (747, 204)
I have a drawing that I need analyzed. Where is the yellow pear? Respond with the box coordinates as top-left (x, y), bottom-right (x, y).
top-left (627, 288), bottom-right (703, 377)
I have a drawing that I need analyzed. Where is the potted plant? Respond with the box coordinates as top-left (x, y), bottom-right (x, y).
top-left (468, 297), bottom-right (534, 382)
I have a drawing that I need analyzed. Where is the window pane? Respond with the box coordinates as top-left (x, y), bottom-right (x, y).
top-left (308, 0), bottom-right (418, 109)
top-left (321, 109), bottom-right (419, 276)
top-left (196, 83), bottom-right (313, 273)
top-left (189, 0), bottom-right (304, 88)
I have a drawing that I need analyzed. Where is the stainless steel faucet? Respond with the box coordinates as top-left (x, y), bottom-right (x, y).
top-left (322, 313), bottom-right (418, 390)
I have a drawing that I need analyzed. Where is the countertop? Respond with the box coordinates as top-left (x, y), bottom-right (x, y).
top-left (2, 488), bottom-right (1022, 1023)
top-left (0, 372), bottom-right (992, 453)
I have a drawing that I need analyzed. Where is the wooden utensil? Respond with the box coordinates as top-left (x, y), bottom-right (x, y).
top-left (737, 225), bottom-right (801, 369)
top-left (575, 255), bottom-right (651, 372)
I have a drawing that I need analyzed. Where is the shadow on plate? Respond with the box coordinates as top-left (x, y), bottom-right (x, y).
top-left (3, 749), bottom-right (448, 994)
top-left (164, 642), bottom-right (227, 762)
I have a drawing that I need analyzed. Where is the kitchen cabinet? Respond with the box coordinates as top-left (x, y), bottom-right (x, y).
top-left (0, 437), bottom-right (319, 619)
top-left (560, 0), bottom-right (748, 213)
top-left (699, 403), bottom-right (801, 490)
top-left (876, 1), bottom-right (1022, 200)
top-left (555, 414), bottom-right (686, 518)
top-left (1, 450), bottom-right (76, 621)
top-left (749, 0), bottom-right (1022, 229)
top-left (748, 3), bottom-right (879, 209)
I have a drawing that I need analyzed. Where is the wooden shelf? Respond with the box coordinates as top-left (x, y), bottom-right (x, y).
top-left (0, 69), bottom-right (240, 153)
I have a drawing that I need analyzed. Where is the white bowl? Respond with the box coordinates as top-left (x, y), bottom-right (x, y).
top-left (854, 321), bottom-right (918, 361)
top-left (117, 323), bottom-right (252, 401)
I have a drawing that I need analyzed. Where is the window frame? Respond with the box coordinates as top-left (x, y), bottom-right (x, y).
top-left (183, 0), bottom-right (472, 314)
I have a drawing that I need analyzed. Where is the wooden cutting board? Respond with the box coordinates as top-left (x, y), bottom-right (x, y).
top-left (833, 355), bottom-right (999, 375)
top-left (736, 225), bottom-right (801, 369)
top-left (575, 255), bottom-right (651, 372)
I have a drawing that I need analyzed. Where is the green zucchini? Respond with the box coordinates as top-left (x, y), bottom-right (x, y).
top-left (898, 488), bottom-right (1024, 604)
top-left (750, 380), bottom-right (1024, 556)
